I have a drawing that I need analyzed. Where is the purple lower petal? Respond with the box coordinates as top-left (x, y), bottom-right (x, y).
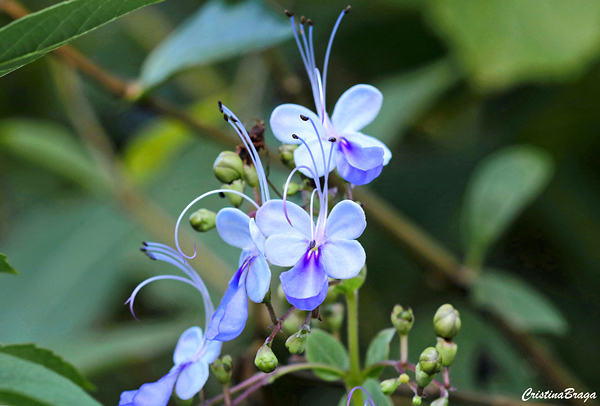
top-left (130, 370), bottom-right (179, 406)
top-left (206, 265), bottom-right (249, 341)
top-left (336, 151), bottom-right (383, 185)
top-left (280, 249), bottom-right (329, 311)
top-left (338, 138), bottom-right (384, 170)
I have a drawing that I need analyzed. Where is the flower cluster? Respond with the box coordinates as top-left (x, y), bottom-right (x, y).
top-left (119, 7), bottom-right (391, 405)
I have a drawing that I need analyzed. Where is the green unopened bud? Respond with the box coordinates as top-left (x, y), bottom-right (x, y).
top-left (419, 347), bottom-right (442, 376)
top-left (431, 397), bottom-right (449, 406)
top-left (399, 373), bottom-right (410, 384)
top-left (214, 151), bottom-right (244, 183)
top-left (222, 180), bottom-right (245, 207)
top-left (412, 395), bottom-right (422, 406)
top-left (254, 344), bottom-right (278, 373)
top-left (391, 305), bottom-right (414, 335)
top-left (210, 355), bottom-right (233, 384)
top-left (320, 303), bottom-right (344, 334)
top-left (285, 325), bottom-right (310, 354)
top-left (189, 209), bottom-right (217, 232)
top-left (433, 304), bottom-right (461, 339)
top-left (436, 336), bottom-right (458, 367)
top-left (285, 182), bottom-right (300, 196)
top-left (380, 378), bottom-right (400, 396)
top-left (279, 144), bottom-right (298, 168)
top-left (243, 164), bottom-right (260, 188)
top-left (415, 363), bottom-right (434, 388)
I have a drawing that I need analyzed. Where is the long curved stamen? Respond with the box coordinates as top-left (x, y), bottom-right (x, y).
top-left (282, 164), bottom-right (319, 226)
top-left (291, 133), bottom-right (323, 196)
top-left (175, 189), bottom-right (259, 259)
top-left (300, 19), bottom-right (321, 115)
top-left (309, 187), bottom-right (318, 241)
top-left (126, 275), bottom-right (198, 321)
top-left (346, 386), bottom-right (375, 406)
top-left (220, 104), bottom-right (270, 202)
top-left (323, 7), bottom-right (350, 104)
top-left (287, 14), bottom-right (313, 87)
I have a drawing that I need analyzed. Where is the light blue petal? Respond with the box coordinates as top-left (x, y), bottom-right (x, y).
top-left (325, 200), bottom-right (366, 240)
top-left (293, 136), bottom-right (335, 178)
top-left (280, 251), bottom-right (329, 311)
top-left (321, 239), bottom-right (366, 280)
top-left (119, 390), bottom-right (136, 405)
top-left (344, 131), bottom-right (392, 165)
top-left (249, 218), bottom-right (265, 254)
top-left (331, 84), bottom-right (383, 133)
top-left (246, 255), bottom-right (271, 303)
top-left (338, 138), bottom-right (384, 171)
top-left (335, 150), bottom-right (383, 185)
top-left (270, 104), bottom-right (321, 144)
top-left (203, 339), bottom-right (223, 364)
top-left (173, 326), bottom-right (203, 365)
top-left (131, 370), bottom-right (178, 406)
top-left (216, 208), bottom-right (253, 249)
top-left (175, 360), bottom-right (209, 400)
top-left (256, 200), bottom-right (313, 239)
top-left (264, 233), bottom-right (309, 267)
top-left (206, 267), bottom-right (249, 341)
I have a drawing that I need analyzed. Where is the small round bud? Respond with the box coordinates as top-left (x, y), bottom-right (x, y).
top-left (320, 303), bottom-right (344, 334)
top-left (391, 305), bottom-right (414, 335)
top-left (243, 164), bottom-right (260, 188)
top-left (415, 363), bottom-right (434, 388)
top-left (254, 344), bottom-right (278, 373)
top-left (210, 355), bottom-right (233, 384)
top-left (279, 144), bottom-right (298, 168)
top-left (431, 397), bottom-right (449, 406)
top-left (418, 347), bottom-right (442, 376)
top-left (213, 151), bottom-right (244, 184)
top-left (222, 180), bottom-right (245, 207)
top-left (285, 325), bottom-right (310, 354)
top-left (189, 208), bottom-right (216, 232)
top-left (399, 373), bottom-right (410, 384)
top-left (412, 395), bottom-right (422, 406)
top-left (380, 378), bottom-right (400, 396)
top-left (433, 304), bottom-right (461, 339)
top-left (285, 182), bottom-right (300, 196)
top-left (436, 336), bottom-right (458, 367)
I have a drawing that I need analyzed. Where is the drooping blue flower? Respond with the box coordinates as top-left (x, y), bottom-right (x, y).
top-left (205, 208), bottom-right (270, 341)
top-left (270, 8), bottom-right (391, 185)
top-left (119, 243), bottom-right (222, 405)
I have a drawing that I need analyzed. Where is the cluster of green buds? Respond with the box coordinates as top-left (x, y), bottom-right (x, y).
top-left (278, 144), bottom-right (297, 168)
top-left (210, 355), bottom-right (233, 385)
top-left (433, 304), bottom-right (460, 367)
top-left (391, 304), bottom-right (414, 335)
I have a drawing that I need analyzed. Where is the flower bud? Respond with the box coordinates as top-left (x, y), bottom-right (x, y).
top-left (436, 336), bottom-right (458, 367)
top-left (433, 304), bottom-right (461, 339)
top-left (210, 355), bottom-right (233, 385)
top-left (418, 347), bottom-right (442, 376)
top-left (415, 363), bottom-right (434, 388)
top-left (399, 373), bottom-right (410, 384)
top-left (189, 208), bottom-right (217, 232)
top-left (254, 344), bottom-right (278, 373)
top-left (213, 151), bottom-right (244, 183)
top-left (412, 395), bottom-right (422, 406)
top-left (243, 164), bottom-right (260, 188)
top-left (431, 397), bottom-right (449, 406)
top-left (222, 180), bottom-right (245, 207)
top-left (285, 182), bottom-right (300, 196)
top-left (391, 305), bottom-right (414, 335)
top-left (380, 378), bottom-right (400, 396)
top-left (279, 144), bottom-right (297, 168)
top-left (285, 325), bottom-right (310, 354)
top-left (320, 303), bottom-right (344, 334)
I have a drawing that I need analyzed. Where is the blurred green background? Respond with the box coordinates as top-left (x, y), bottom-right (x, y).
top-left (0, 0), bottom-right (599, 405)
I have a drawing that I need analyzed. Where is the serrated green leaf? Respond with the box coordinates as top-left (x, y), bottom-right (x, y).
top-left (362, 378), bottom-right (393, 406)
top-left (0, 120), bottom-right (111, 195)
top-left (472, 269), bottom-right (568, 335)
top-left (365, 328), bottom-right (395, 378)
top-left (0, 344), bottom-right (94, 391)
top-left (0, 0), bottom-right (164, 77)
top-left (0, 253), bottom-right (18, 274)
top-left (425, 0), bottom-right (600, 91)
top-left (139, 0), bottom-right (292, 89)
top-left (0, 353), bottom-right (101, 406)
top-left (305, 328), bottom-right (349, 381)
top-left (461, 145), bottom-right (554, 268)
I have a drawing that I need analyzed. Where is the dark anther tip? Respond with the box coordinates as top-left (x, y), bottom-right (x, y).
top-left (231, 117), bottom-right (238, 123)
top-left (307, 19), bottom-right (313, 26)
top-left (285, 10), bottom-right (293, 17)
top-left (140, 247), bottom-right (146, 252)
top-left (142, 241), bottom-right (148, 246)
top-left (329, 137), bottom-right (337, 142)
top-left (299, 114), bottom-right (309, 121)
top-left (223, 114), bottom-right (229, 122)
top-left (300, 16), bottom-right (306, 24)
top-left (292, 134), bottom-right (299, 139)
top-left (309, 240), bottom-right (316, 249)
top-left (148, 254), bottom-right (156, 260)
top-left (344, 5), bottom-right (351, 14)
top-left (217, 100), bottom-right (223, 112)
top-left (219, 192), bottom-right (226, 198)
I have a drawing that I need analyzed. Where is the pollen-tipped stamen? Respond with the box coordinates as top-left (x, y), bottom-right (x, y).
top-left (282, 164), bottom-right (319, 227)
top-left (291, 132), bottom-right (323, 197)
top-left (322, 8), bottom-right (348, 103)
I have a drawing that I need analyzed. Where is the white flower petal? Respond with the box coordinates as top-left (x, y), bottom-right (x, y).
top-left (216, 208), bottom-right (253, 249)
top-left (325, 200), bottom-right (366, 240)
top-left (332, 84), bottom-right (383, 133)
top-left (173, 326), bottom-right (203, 365)
top-left (264, 234), bottom-right (309, 267)
top-left (246, 255), bottom-right (271, 303)
top-left (256, 200), bottom-right (313, 239)
top-left (175, 360), bottom-right (209, 400)
top-left (203, 339), bottom-right (222, 364)
top-left (293, 137), bottom-right (335, 178)
top-left (320, 239), bottom-right (366, 280)
top-left (343, 131), bottom-right (392, 165)
top-left (270, 104), bottom-right (322, 144)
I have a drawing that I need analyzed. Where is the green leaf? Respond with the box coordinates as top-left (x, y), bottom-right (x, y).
top-left (333, 266), bottom-right (366, 294)
top-left (0, 0), bottom-right (164, 77)
top-left (425, 0), bottom-right (600, 91)
top-left (362, 378), bottom-right (393, 406)
top-left (0, 120), bottom-right (111, 195)
top-left (472, 269), bottom-right (568, 335)
top-left (0, 344), bottom-right (94, 391)
top-left (305, 328), bottom-right (349, 381)
top-left (461, 145), bottom-right (554, 267)
top-left (0, 253), bottom-right (17, 274)
top-left (0, 353), bottom-right (101, 406)
top-left (139, 0), bottom-right (292, 89)
top-left (367, 59), bottom-right (459, 146)
top-left (364, 328), bottom-right (395, 378)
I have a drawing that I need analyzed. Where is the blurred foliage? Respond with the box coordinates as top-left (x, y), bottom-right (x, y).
top-left (0, 0), bottom-right (600, 405)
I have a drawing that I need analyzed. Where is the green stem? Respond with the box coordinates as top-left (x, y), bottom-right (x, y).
top-left (346, 291), bottom-right (361, 406)
top-left (400, 334), bottom-right (408, 365)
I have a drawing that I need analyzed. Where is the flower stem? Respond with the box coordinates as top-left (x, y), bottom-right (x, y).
top-left (345, 290), bottom-right (361, 406)
top-left (400, 334), bottom-right (408, 365)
